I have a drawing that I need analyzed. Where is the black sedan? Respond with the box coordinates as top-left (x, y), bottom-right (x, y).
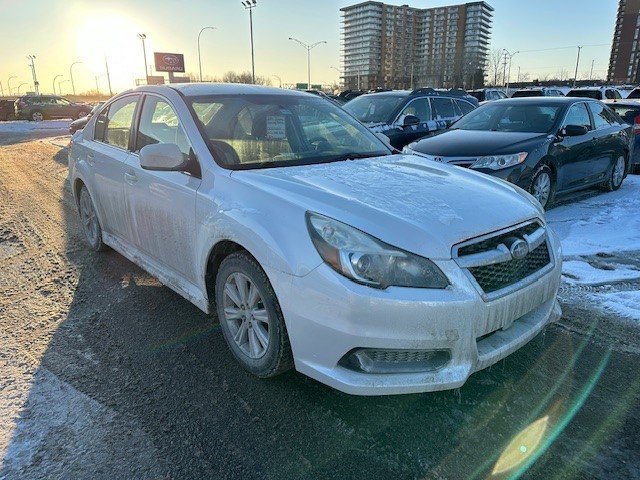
top-left (403, 97), bottom-right (632, 208)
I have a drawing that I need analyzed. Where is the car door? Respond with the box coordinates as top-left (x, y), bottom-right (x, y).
top-left (587, 101), bottom-right (623, 182)
top-left (55, 97), bottom-right (75, 118)
top-left (393, 97), bottom-right (435, 146)
top-left (431, 97), bottom-right (461, 128)
top-left (89, 94), bottom-right (140, 241)
top-left (553, 102), bottom-right (597, 190)
top-left (125, 94), bottom-right (202, 283)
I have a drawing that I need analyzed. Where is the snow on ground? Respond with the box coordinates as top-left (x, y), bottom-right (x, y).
top-left (546, 175), bottom-right (640, 257)
top-left (561, 260), bottom-right (640, 285)
top-left (0, 120), bottom-right (70, 133)
top-left (589, 290), bottom-right (640, 322)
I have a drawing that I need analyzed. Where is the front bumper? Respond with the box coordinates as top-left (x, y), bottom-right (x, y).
top-left (268, 229), bottom-right (562, 396)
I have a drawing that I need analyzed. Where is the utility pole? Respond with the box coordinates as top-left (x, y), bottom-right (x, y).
top-left (138, 34), bottom-right (149, 81)
top-left (502, 52), bottom-right (508, 88)
top-left (70, 61), bottom-right (82, 95)
top-left (105, 56), bottom-right (113, 96)
top-left (26, 55), bottom-right (39, 94)
top-left (198, 26), bottom-right (216, 82)
top-left (573, 45), bottom-right (582, 88)
top-left (503, 50), bottom-right (519, 94)
top-left (241, 1), bottom-right (258, 84)
top-left (589, 59), bottom-right (595, 81)
top-left (95, 76), bottom-right (100, 94)
top-left (0, 81), bottom-right (3, 97)
top-left (288, 37), bottom-right (327, 90)
top-left (52, 74), bottom-right (62, 95)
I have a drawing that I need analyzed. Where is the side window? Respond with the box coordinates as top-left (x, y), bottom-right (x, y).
top-left (605, 90), bottom-right (616, 100)
top-left (455, 99), bottom-right (475, 115)
top-left (588, 102), bottom-right (614, 130)
top-left (563, 103), bottom-right (592, 130)
top-left (431, 98), bottom-right (456, 119)
top-left (136, 96), bottom-right (192, 161)
top-left (615, 90), bottom-right (622, 99)
top-left (399, 98), bottom-right (431, 122)
top-left (56, 98), bottom-right (71, 105)
top-left (95, 96), bottom-right (138, 149)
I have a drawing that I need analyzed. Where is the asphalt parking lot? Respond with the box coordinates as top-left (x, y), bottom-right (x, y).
top-left (1, 124), bottom-right (639, 479)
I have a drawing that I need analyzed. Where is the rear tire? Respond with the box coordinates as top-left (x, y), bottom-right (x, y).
top-left (215, 252), bottom-right (293, 378)
top-left (529, 164), bottom-right (555, 209)
top-left (600, 155), bottom-right (626, 191)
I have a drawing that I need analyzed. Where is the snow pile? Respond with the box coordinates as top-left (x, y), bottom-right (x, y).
top-left (589, 290), bottom-right (640, 321)
top-left (562, 260), bottom-right (640, 285)
top-left (0, 120), bottom-right (71, 133)
top-left (546, 175), bottom-right (640, 256)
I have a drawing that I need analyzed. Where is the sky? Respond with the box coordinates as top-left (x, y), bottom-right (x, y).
top-left (0, 0), bottom-right (619, 96)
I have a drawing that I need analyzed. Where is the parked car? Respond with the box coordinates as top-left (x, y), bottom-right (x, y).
top-left (0, 99), bottom-right (17, 121)
top-left (624, 87), bottom-right (640, 99)
top-left (343, 88), bottom-right (479, 149)
top-left (338, 89), bottom-right (366, 101)
top-left (403, 97), bottom-right (631, 209)
top-left (68, 84), bottom-right (562, 395)
top-left (603, 98), bottom-right (640, 172)
top-left (69, 102), bottom-right (106, 134)
top-left (469, 88), bottom-right (508, 103)
top-left (14, 94), bottom-right (92, 121)
top-left (511, 87), bottom-right (565, 98)
top-left (303, 90), bottom-right (346, 106)
top-left (566, 87), bottom-right (623, 100)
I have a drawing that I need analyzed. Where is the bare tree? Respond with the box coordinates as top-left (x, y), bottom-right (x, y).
top-left (487, 49), bottom-right (504, 86)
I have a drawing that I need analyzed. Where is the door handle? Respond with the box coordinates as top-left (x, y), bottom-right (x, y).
top-left (86, 153), bottom-right (95, 166)
top-left (124, 171), bottom-right (138, 185)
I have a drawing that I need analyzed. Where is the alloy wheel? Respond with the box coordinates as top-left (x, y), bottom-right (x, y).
top-left (79, 189), bottom-right (99, 247)
top-left (532, 172), bottom-right (551, 207)
top-left (222, 272), bottom-right (270, 359)
top-left (613, 156), bottom-right (625, 188)
top-left (32, 112), bottom-right (43, 122)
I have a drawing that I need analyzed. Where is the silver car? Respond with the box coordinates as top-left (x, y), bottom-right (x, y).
top-left (68, 84), bottom-right (562, 396)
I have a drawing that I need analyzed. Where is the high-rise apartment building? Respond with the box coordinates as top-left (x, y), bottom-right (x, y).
top-left (340, 1), bottom-right (493, 90)
top-left (608, 0), bottom-right (640, 83)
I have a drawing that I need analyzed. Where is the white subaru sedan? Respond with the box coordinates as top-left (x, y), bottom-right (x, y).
top-left (68, 84), bottom-right (562, 396)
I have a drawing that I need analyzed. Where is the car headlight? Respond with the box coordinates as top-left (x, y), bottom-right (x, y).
top-left (471, 152), bottom-right (528, 170)
top-left (306, 212), bottom-right (449, 289)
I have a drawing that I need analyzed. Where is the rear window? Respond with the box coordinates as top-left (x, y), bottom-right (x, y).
top-left (627, 89), bottom-right (640, 99)
top-left (608, 104), bottom-right (640, 124)
top-left (511, 90), bottom-right (543, 98)
top-left (566, 90), bottom-right (601, 99)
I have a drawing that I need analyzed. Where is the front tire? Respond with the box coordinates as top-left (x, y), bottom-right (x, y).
top-left (215, 252), bottom-right (293, 378)
top-left (31, 111), bottom-right (44, 122)
top-left (529, 164), bottom-right (555, 209)
top-left (78, 186), bottom-right (106, 251)
top-left (600, 155), bottom-right (626, 191)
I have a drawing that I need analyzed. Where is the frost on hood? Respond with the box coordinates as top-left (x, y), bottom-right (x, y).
top-left (258, 155), bottom-right (466, 226)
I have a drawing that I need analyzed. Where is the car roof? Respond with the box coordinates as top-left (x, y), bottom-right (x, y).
top-left (603, 99), bottom-right (640, 106)
top-left (122, 83), bottom-right (313, 98)
top-left (493, 97), bottom-right (587, 105)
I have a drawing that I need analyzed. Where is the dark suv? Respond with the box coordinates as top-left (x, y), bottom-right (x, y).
top-left (343, 88), bottom-right (479, 149)
top-left (14, 95), bottom-right (92, 121)
top-left (0, 99), bottom-right (17, 121)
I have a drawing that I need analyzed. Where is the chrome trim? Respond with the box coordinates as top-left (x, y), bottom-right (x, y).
top-left (456, 244), bottom-right (511, 268)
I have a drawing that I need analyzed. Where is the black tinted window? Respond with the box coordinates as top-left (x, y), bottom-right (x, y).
top-left (453, 103), bottom-right (562, 133)
top-left (399, 98), bottom-right (431, 122)
top-left (566, 90), bottom-right (601, 99)
top-left (512, 90), bottom-right (543, 97)
top-left (431, 98), bottom-right (456, 118)
top-left (455, 99), bottom-right (475, 115)
top-left (627, 89), bottom-right (640, 99)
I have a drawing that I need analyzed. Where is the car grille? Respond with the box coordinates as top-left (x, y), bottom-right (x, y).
top-left (468, 243), bottom-right (551, 293)
top-left (454, 221), bottom-right (553, 296)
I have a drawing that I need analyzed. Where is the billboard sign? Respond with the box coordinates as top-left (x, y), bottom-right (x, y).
top-left (154, 52), bottom-right (185, 73)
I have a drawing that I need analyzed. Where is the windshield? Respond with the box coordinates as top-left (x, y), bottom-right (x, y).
top-left (511, 90), bottom-right (543, 98)
top-left (451, 103), bottom-right (563, 133)
top-left (566, 90), bottom-right (601, 99)
top-left (608, 104), bottom-right (640, 124)
top-left (188, 94), bottom-right (391, 169)
top-left (343, 94), bottom-right (406, 123)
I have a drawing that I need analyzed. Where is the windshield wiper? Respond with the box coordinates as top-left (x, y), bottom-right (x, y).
top-left (333, 152), bottom-right (389, 162)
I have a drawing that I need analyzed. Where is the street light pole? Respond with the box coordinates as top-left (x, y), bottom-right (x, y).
top-left (7, 76), bottom-right (17, 96)
top-left (105, 56), bottom-right (113, 96)
top-left (271, 75), bottom-right (282, 88)
top-left (137, 33), bottom-right (149, 81)
top-left (573, 46), bottom-right (582, 88)
top-left (17, 83), bottom-right (28, 94)
top-left (502, 50), bottom-right (519, 94)
top-left (70, 61), bottom-right (83, 96)
top-left (241, 1), bottom-right (258, 84)
top-left (198, 26), bottom-right (217, 82)
top-left (27, 55), bottom-right (39, 94)
top-left (288, 37), bottom-right (327, 90)
top-left (52, 74), bottom-right (62, 95)
top-left (58, 80), bottom-right (70, 95)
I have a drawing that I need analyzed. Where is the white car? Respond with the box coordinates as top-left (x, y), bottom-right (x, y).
top-left (68, 84), bottom-right (562, 396)
top-left (566, 86), bottom-right (624, 100)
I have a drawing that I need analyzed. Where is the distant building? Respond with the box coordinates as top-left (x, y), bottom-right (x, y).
top-left (608, 0), bottom-right (640, 83)
top-left (340, 1), bottom-right (493, 90)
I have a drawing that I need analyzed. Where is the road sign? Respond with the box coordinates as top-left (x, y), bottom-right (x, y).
top-left (154, 52), bottom-right (185, 73)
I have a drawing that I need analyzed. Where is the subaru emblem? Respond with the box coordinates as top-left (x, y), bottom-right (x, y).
top-left (510, 239), bottom-right (529, 260)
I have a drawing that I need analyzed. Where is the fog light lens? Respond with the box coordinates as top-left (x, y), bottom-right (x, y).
top-left (340, 348), bottom-right (451, 374)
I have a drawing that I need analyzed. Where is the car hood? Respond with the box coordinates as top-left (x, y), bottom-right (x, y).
top-left (409, 129), bottom-right (549, 157)
top-left (232, 154), bottom-right (542, 260)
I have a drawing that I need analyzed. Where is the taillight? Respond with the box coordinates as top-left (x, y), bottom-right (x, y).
top-left (634, 115), bottom-right (640, 135)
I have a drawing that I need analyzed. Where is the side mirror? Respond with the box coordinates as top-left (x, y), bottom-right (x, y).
top-left (561, 124), bottom-right (589, 137)
top-left (402, 115), bottom-right (420, 127)
top-left (139, 143), bottom-right (187, 171)
top-left (374, 132), bottom-right (392, 148)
